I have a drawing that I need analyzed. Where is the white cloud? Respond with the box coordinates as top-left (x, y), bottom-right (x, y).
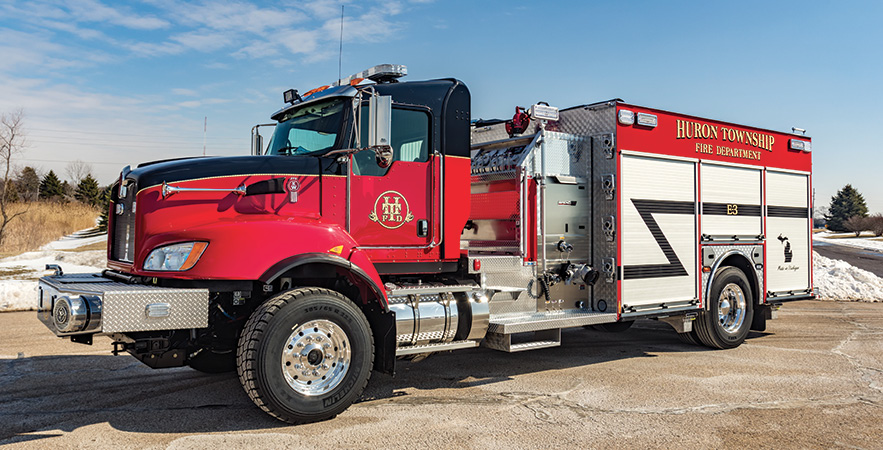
top-left (278, 29), bottom-right (320, 55)
top-left (64, 0), bottom-right (170, 30)
top-left (171, 29), bottom-right (234, 52)
top-left (232, 41), bottom-right (280, 59)
top-left (172, 88), bottom-right (199, 96)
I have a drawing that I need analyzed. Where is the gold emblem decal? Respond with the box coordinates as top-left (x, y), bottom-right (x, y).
top-left (369, 190), bottom-right (414, 229)
top-left (727, 204), bottom-right (739, 215)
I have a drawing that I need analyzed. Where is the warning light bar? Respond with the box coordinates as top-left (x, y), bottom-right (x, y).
top-left (789, 139), bottom-right (812, 153)
top-left (332, 64), bottom-right (407, 87)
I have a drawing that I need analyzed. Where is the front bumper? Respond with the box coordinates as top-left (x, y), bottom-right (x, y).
top-left (38, 272), bottom-right (209, 337)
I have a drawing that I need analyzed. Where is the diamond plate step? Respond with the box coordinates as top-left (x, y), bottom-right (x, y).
top-left (483, 329), bottom-right (561, 353)
top-left (395, 340), bottom-right (479, 356)
top-left (487, 310), bottom-right (618, 334)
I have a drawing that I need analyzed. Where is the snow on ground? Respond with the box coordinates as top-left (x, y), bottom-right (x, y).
top-left (813, 251), bottom-right (883, 302)
top-left (813, 231), bottom-right (883, 252)
top-left (0, 230), bottom-right (105, 312)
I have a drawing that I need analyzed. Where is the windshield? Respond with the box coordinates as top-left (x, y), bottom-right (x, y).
top-left (266, 98), bottom-right (347, 155)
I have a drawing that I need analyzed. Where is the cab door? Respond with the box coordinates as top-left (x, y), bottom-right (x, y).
top-left (348, 106), bottom-right (437, 261)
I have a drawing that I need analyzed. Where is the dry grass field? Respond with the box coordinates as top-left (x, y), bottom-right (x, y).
top-left (0, 201), bottom-right (100, 255)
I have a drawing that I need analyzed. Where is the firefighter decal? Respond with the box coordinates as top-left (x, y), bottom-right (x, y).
top-left (369, 190), bottom-right (414, 229)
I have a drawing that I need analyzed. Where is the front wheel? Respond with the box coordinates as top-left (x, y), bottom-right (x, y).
top-left (693, 267), bottom-right (754, 349)
top-left (237, 288), bottom-right (374, 424)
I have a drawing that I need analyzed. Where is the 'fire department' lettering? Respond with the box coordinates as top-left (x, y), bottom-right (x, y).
top-left (716, 145), bottom-right (761, 161)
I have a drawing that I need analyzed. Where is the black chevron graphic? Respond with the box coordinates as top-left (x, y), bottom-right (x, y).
top-left (623, 199), bottom-right (696, 279)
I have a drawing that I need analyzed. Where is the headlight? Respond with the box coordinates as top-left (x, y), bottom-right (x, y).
top-left (143, 242), bottom-right (208, 271)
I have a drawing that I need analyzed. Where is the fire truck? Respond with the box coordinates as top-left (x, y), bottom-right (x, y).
top-left (37, 64), bottom-right (815, 423)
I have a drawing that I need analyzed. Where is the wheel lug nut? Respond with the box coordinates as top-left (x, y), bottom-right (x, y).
top-left (323, 343), bottom-right (331, 348)
top-left (294, 364), bottom-right (302, 369)
top-left (325, 353), bottom-right (333, 359)
top-left (316, 336), bottom-right (323, 342)
top-left (296, 342), bottom-right (305, 348)
top-left (312, 370), bottom-right (319, 376)
top-left (322, 364), bottom-right (329, 370)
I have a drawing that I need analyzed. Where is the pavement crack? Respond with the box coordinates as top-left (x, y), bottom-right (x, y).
top-left (830, 303), bottom-right (883, 395)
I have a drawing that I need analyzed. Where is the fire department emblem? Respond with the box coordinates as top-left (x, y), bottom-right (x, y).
top-left (369, 190), bottom-right (414, 229)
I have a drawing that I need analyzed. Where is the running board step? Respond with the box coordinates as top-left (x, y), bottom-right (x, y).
top-left (395, 340), bottom-right (479, 356)
top-left (487, 310), bottom-right (618, 335)
top-left (483, 329), bottom-right (561, 353)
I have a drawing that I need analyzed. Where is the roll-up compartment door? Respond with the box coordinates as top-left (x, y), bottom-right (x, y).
top-left (765, 171), bottom-right (811, 294)
top-left (701, 164), bottom-right (763, 237)
top-left (620, 155), bottom-right (698, 310)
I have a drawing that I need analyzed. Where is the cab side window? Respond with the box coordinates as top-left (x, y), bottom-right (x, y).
top-left (354, 107), bottom-right (430, 176)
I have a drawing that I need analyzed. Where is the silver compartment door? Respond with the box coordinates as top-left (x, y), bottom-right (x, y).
top-left (620, 155), bottom-right (698, 309)
top-left (765, 170), bottom-right (811, 294)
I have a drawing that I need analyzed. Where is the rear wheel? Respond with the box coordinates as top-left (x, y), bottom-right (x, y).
top-left (237, 288), bottom-right (374, 424)
top-left (694, 267), bottom-right (754, 349)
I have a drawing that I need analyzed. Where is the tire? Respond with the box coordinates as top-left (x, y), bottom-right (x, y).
top-left (237, 288), bottom-right (374, 424)
top-left (676, 330), bottom-right (701, 346)
top-left (590, 320), bottom-right (635, 333)
top-left (693, 267), bottom-right (754, 349)
top-left (187, 348), bottom-right (236, 374)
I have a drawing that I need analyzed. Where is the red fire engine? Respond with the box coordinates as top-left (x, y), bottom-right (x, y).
top-left (37, 64), bottom-right (814, 423)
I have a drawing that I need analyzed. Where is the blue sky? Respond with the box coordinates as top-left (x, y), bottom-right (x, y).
top-left (1, 0), bottom-right (881, 212)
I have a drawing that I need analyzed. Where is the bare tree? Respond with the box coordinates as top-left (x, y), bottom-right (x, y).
top-left (0, 109), bottom-right (28, 245)
top-left (65, 159), bottom-right (93, 184)
top-left (843, 215), bottom-right (869, 237)
top-left (869, 213), bottom-right (883, 237)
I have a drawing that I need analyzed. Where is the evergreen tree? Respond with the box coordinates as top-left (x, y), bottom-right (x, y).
top-left (825, 184), bottom-right (868, 231)
top-left (16, 166), bottom-right (39, 201)
top-left (61, 180), bottom-right (72, 200)
top-left (97, 186), bottom-right (111, 232)
top-left (74, 174), bottom-right (100, 206)
top-left (39, 170), bottom-right (64, 200)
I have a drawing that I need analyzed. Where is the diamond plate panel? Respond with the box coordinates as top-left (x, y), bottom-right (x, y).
top-left (701, 244), bottom-right (764, 305)
top-left (538, 132), bottom-right (590, 178)
top-left (103, 289), bottom-right (209, 332)
top-left (39, 274), bottom-right (209, 333)
top-left (589, 106), bottom-right (619, 313)
top-left (481, 259), bottom-right (537, 316)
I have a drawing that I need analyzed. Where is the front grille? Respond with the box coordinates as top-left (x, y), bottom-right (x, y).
top-left (110, 180), bottom-right (137, 263)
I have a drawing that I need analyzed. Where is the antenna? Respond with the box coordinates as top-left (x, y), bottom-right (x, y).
top-left (338, 5), bottom-right (344, 81)
top-left (203, 116), bottom-right (207, 156)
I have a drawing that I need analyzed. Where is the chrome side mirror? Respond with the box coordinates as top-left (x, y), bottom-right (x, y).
top-left (368, 95), bottom-right (391, 147)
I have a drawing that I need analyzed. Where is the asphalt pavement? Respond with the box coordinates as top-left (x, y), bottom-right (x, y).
top-left (813, 239), bottom-right (883, 277)
top-left (1, 300), bottom-right (882, 449)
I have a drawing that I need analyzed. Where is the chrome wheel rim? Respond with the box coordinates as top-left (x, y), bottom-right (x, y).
top-left (281, 319), bottom-right (351, 396)
top-left (718, 283), bottom-right (746, 334)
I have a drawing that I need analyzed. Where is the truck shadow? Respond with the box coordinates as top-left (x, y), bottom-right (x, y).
top-left (0, 320), bottom-right (771, 444)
